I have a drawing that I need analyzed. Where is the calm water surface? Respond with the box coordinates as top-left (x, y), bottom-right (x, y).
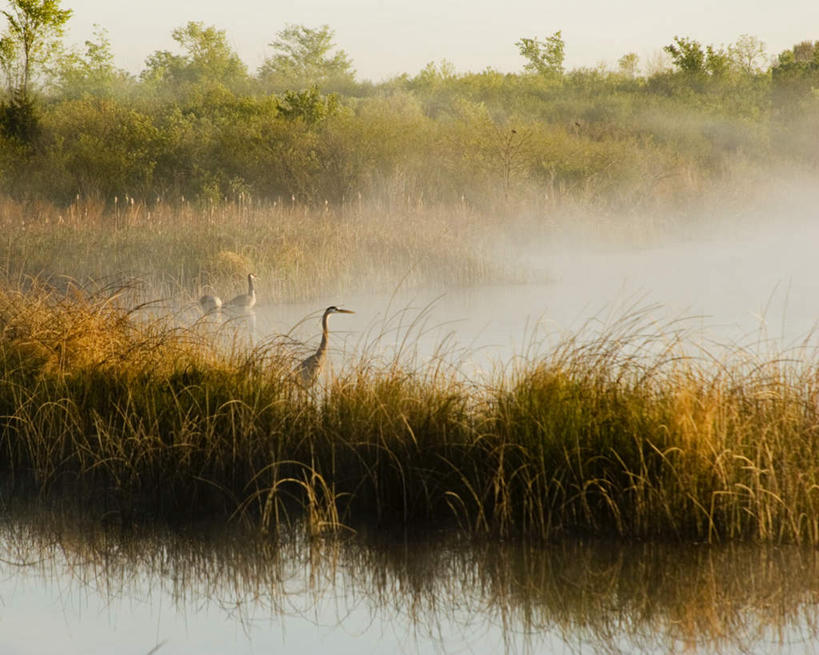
top-left (235, 217), bottom-right (819, 378)
top-left (1, 515), bottom-right (818, 655)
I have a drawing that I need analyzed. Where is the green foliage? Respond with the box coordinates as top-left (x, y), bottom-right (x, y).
top-left (415, 59), bottom-right (457, 87)
top-left (0, 0), bottom-right (72, 96)
top-left (54, 25), bottom-right (132, 98)
top-left (704, 44), bottom-right (731, 77)
top-left (772, 40), bottom-right (819, 110)
top-left (516, 31), bottom-right (565, 78)
top-left (664, 36), bottom-right (731, 78)
top-left (0, 85), bottom-right (37, 142)
top-left (278, 86), bottom-right (339, 124)
top-left (770, 40), bottom-right (819, 158)
top-left (664, 36), bottom-right (706, 74)
top-left (259, 24), bottom-right (355, 92)
top-left (0, 21), bottom-right (809, 206)
top-left (141, 21), bottom-right (249, 95)
top-left (39, 98), bottom-right (158, 200)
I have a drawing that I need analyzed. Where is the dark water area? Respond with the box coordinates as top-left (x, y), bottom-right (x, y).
top-left (1, 508), bottom-right (818, 654)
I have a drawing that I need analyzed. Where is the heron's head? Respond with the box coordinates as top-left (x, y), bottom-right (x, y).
top-left (325, 306), bottom-right (354, 316)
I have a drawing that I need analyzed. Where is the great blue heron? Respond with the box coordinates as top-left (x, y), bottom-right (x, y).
top-left (296, 306), bottom-right (355, 387)
top-left (223, 273), bottom-right (257, 313)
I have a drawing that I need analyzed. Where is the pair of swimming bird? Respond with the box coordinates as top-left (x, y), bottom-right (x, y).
top-left (198, 273), bottom-right (354, 387)
top-left (199, 272), bottom-right (258, 315)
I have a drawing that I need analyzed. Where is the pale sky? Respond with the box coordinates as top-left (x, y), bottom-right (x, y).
top-left (61, 0), bottom-right (819, 81)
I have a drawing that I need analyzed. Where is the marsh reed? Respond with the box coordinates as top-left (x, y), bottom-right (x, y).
top-left (0, 196), bottom-right (518, 305)
top-left (2, 279), bottom-right (819, 544)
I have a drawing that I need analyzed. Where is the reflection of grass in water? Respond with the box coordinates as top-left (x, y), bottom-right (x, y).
top-left (3, 281), bottom-right (819, 543)
top-left (3, 511), bottom-right (819, 654)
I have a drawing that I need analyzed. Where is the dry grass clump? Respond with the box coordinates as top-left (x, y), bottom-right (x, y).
top-left (0, 279), bottom-right (148, 376)
top-left (2, 281), bottom-right (819, 543)
top-left (489, 324), bottom-right (819, 543)
top-left (0, 281), bottom-right (293, 513)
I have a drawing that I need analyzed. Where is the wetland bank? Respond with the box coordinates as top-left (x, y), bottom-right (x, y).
top-left (3, 191), bottom-right (819, 544)
top-left (1, 2), bottom-right (819, 651)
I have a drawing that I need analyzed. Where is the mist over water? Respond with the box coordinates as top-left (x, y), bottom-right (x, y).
top-left (247, 203), bottom-right (819, 378)
top-left (4, 180), bottom-right (819, 655)
top-left (2, 14), bottom-right (819, 652)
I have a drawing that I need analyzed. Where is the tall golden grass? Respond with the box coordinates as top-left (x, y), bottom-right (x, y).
top-left (2, 280), bottom-right (819, 543)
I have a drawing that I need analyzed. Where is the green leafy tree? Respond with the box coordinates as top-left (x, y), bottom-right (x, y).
top-left (0, 0), bottom-right (71, 97)
top-left (142, 21), bottom-right (248, 93)
top-left (39, 97), bottom-right (158, 200)
top-left (259, 24), bottom-right (355, 92)
top-left (791, 40), bottom-right (819, 64)
top-left (704, 45), bottom-right (731, 77)
top-left (0, 85), bottom-right (36, 141)
top-left (516, 31), bottom-right (565, 78)
top-left (414, 59), bottom-right (457, 87)
top-left (55, 25), bottom-right (132, 98)
top-left (664, 37), bottom-right (706, 74)
top-left (664, 36), bottom-right (731, 78)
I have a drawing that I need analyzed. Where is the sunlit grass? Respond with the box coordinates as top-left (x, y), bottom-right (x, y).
top-left (2, 280), bottom-right (819, 543)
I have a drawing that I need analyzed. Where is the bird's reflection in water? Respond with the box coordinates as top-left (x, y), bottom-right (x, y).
top-left (219, 308), bottom-right (257, 348)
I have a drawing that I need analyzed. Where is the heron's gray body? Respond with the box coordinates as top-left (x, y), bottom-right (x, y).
top-left (296, 306), bottom-right (354, 387)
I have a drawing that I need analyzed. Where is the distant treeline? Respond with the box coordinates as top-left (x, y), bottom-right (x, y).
top-left (0, 2), bottom-right (817, 210)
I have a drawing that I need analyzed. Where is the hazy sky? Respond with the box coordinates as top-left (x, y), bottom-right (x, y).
top-left (62, 0), bottom-right (819, 80)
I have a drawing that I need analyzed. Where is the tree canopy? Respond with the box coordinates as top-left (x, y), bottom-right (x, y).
top-left (55, 25), bottom-right (132, 98)
top-left (664, 36), bottom-right (731, 77)
top-left (0, 0), bottom-right (72, 96)
top-left (141, 21), bottom-right (249, 93)
top-left (0, 14), bottom-right (812, 206)
top-left (516, 31), bottom-right (565, 78)
top-left (258, 24), bottom-right (355, 92)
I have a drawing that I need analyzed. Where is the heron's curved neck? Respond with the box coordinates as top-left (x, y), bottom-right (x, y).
top-left (247, 275), bottom-right (255, 296)
top-left (317, 311), bottom-right (330, 357)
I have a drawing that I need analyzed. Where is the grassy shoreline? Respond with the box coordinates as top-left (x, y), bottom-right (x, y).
top-left (2, 280), bottom-right (819, 543)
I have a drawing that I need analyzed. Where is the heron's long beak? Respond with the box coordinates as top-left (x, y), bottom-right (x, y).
top-left (337, 308), bottom-right (355, 314)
